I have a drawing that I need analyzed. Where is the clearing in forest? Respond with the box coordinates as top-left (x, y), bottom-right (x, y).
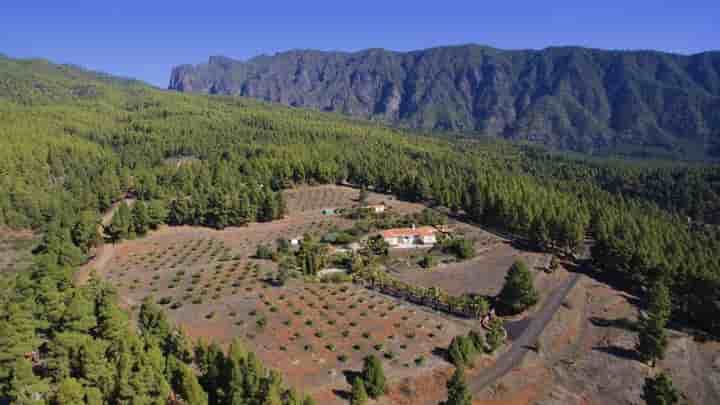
top-left (91, 185), bottom-right (559, 403)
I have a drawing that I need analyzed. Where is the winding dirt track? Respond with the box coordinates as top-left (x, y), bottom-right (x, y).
top-left (468, 272), bottom-right (583, 392)
top-left (75, 198), bottom-right (134, 285)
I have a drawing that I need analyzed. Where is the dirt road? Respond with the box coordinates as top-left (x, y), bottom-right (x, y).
top-left (469, 272), bottom-right (582, 392)
top-left (75, 198), bottom-right (135, 284)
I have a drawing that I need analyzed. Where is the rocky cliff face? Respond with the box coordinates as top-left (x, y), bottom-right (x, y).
top-left (169, 45), bottom-right (720, 158)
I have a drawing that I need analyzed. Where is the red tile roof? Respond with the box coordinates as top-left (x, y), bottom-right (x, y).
top-left (380, 226), bottom-right (436, 238)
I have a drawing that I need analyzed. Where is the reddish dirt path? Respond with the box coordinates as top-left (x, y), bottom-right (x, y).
top-left (75, 198), bottom-right (135, 285)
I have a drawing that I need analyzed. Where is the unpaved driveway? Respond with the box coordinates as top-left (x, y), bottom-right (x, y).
top-left (75, 198), bottom-right (135, 284)
top-left (469, 272), bottom-right (582, 392)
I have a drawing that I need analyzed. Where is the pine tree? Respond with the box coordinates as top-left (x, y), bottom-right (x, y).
top-left (498, 260), bottom-right (538, 315)
top-left (359, 187), bottom-right (369, 206)
top-left (485, 317), bottom-right (505, 353)
top-left (361, 355), bottom-right (386, 398)
top-left (54, 377), bottom-right (85, 404)
top-left (37, 221), bottom-right (85, 266)
top-left (447, 335), bottom-right (477, 367)
top-left (169, 357), bottom-right (208, 405)
top-left (350, 378), bottom-right (368, 405)
top-left (146, 200), bottom-right (168, 230)
top-left (642, 373), bottom-right (680, 405)
top-left (637, 280), bottom-right (671, 367)
top-left (132, 201), bottom-right (151, 236)
top-left (71, 210), bottom-right (101, 253)
top-left (106, 202), bottom-right (132, 243)
top-left (445, 366), bottom-right (472, 405)
top-left (6, 358), bottom-right (49, 405)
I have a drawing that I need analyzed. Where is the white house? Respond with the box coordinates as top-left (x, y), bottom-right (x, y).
top-left (380, 225), bottom-right (437, 248)
top-left (366, 204), bottom-right (386, 214)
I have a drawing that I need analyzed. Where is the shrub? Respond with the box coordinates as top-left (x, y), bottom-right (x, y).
top-left (442, 238), bottom-right (475, 260)
top-left (361, 355), bottom-right (387, 398)
top-left (497, 260), bottom-right (538, 315)
top-left (419, 254), bottom-right (436, 269)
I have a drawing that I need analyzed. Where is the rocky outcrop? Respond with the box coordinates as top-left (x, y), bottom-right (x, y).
top-left (169, 45), bottom-right (720, 158)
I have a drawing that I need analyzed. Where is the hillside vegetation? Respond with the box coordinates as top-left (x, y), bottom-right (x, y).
top-left (169, 45), bottom-right (720, 160)
top-left (1, 54), bottom-right (720, 403)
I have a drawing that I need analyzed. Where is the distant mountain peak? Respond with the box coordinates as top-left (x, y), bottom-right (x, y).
top-left (169, 45), bottom-right (720, 157)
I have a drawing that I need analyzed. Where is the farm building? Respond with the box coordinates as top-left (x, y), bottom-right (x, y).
top-left (321, 208), bottom-right (337, 215)
top-left (380, 225), bottom-right (437, 248)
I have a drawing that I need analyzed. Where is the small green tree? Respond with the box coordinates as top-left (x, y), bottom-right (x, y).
top-left (71, 210), bottom-right (101, 253)
top-left (147, 199), bottom-right (168, 229)
top-left (54, 377), bottom-right (85, 404)
top-left (350, 377), bottom-right (369, 405)
top-left (445, 366), bottom-right (472, 405)
top-left (361, 355), bottom-right (386, 398)
top-left (498, 260), bottom-right (538, 315)
top-left (485, 317), bottom-right (505, 353)
top-left (468, 330), bottom-right (485, 353)
top-left (106, 201), bottom-right (132, 243)
top-left (448, 335), bottom-right (477, 367)
top-left (419, 254), bottom-right (435, 269)
top-left (358, 187), bottom-right (369, 206)
top-left (453, 239), bottom-right (475, 260)
top-left (255, 244), bottom-right (274, 260)
top-left (366, 235), bottom-right (389, 257)
top-left (637, 280), bottom-right (671, 367)
top-left (642, 373), bottom-right (680, 405)
top-left (6, 358), bottom-right (49, 404)
top-left (168, 357), bottom-right (208, 405)
top-left (132, 201), bottom-right (151, 236)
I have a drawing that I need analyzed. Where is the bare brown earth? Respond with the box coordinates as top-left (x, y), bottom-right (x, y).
top-left (82, 185), bottom-right (720, 404)
top-left (389, 241), bottom-right (548, 298)
top-left (473, 271), bottom-right (720, 405)
top-left (88, 186), bottom-right (476, 403)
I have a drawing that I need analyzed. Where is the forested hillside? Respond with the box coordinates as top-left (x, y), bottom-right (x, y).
top-left (1, 54), bottom-right (720, 403)
top-left (169, 45), bottom-right (720, 160)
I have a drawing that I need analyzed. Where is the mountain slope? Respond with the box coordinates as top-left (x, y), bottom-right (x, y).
top-left (169, 45), bottom-right (720, 159)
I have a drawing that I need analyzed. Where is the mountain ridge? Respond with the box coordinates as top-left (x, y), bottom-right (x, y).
top-left (169, 44), bottom-right (720, 160)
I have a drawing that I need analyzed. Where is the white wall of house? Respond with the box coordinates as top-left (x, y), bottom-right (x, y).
top-left (383, 234), bottom-right (436, 248)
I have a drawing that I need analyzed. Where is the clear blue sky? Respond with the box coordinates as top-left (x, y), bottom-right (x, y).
top-left (1, 1), bottom-right (718, 87)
